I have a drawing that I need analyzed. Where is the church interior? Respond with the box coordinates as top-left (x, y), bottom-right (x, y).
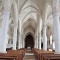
top-left (0, 0), bottom-right (60, 60)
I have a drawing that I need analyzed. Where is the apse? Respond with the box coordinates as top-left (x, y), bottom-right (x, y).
top-left (25, 34), bottom-right (34, 49)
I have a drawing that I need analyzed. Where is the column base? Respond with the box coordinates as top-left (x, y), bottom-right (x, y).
top-left (17, 47), bottom-right (21, 49)
top-left (12, 48), bottom-right (16, 50)
top-left (39, 47), bottom-right (41, 50)
top-left (43, 48), bottom-right (47, 51)
top-left (54, 52), bottom-right (60, 54)
top-left (0, 51), bottom-right (7, 53)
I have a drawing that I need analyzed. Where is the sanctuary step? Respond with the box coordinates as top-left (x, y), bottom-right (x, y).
top-left (23, 49), bottom-right (36, 60)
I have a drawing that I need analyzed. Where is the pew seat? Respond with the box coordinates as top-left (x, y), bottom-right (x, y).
top-left (0, 48), bottom-right (26, 60)
top-left (0, 56), bottom-right (17, 60)
top-left (41, 54), bottom-right (60, 60)
top-left (32, 48), bottom-right (54, 60)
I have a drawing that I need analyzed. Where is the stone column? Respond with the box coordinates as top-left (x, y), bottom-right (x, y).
top-left (13, 2), bottom-right (18, 50)
top-left (50, 35), bottom-right (52, 45)
top-left (13, 26), bottom-right (18, 50)
top-left (18, 33), bottom-right (22, 48)
top-left (36, 36), bottom-right (38, 49)
top-left (38, 33), bottom-right (41, 49)
top-left (35, 32), bottom-right (38, 48)
top-left (34, 36), bottom-right (37, 48)
top-left (47, 35), bottom-right (50, 49)
top-left (21, 35), bottom-right (23, 48)
top-left (18, 17), bottom-right (22, 49)
top-left (34, 36), bottom-right (38, 49)
top-left (18, 32), bottom-right (22, 49)
top-left (0, 0), bottom-right (11, 53)
top-left (18, 33), bottom-right (20, 49)
top-left (53, 0), bottom-right (60, 53)
top-left (22, 35), bottom-right (24, 48)
top-left (9, 39), bottom-right (12, 47)
top-left (38, 18), bottom-right (42, 49)
top-left (43, 19), bottom-right (47, 50)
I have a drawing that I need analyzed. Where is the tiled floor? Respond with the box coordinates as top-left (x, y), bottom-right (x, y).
top-left (23, 49), bottom-right (36, 60)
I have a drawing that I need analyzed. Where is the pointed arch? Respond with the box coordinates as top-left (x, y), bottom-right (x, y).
top-left (21, 5), bottom-right (40, 14)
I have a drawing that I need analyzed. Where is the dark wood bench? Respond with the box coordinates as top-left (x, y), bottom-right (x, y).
top-left (0, 56), bottom-right (17, 60)
top-left (41, 54), bottom-right (60, 60)
top-left (6, 48), bottom-right (12, 51)
top-left (32, 48), bottom-right (60, 60)
top-left (32, 48), bottom-right (54, 60)
top-left (44, 56), bottom-right (60, 60)
top-left (39, 50), bottom-right (54, 60)
top-left (0, 48), bottom-right (26, 60)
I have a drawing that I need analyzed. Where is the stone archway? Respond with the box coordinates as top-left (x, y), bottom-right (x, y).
top-left (25, 34), bottom-right (34, 49)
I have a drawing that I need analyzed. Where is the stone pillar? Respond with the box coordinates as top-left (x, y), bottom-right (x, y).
top-left (18, 32), bottom-right (22, 49)
top-left (0, 0), bottom-right (11, 53)
top-left (47, 35), bottom-right (50, 49)
top-left (36, 36), bottom-right (38, 48)
top-left (18, 13), bottom-right (22, 49)
top-left (13, 26), bottom-right (18, 50)
top-left (22, 35), bottom-right (24, 48)
top-left (38, 18), bottom-right (42, 49)
top-left (35, 33), bottom-right (38, 48)
top-left (21, 35), bottom-right (23, 48)
top-left (43, 20), bottom-right (47, 50)
top-left (35, 36), bottom-right (38, 49)
top-left (18, 33), bottom-right (22, 49)
top-left (38, 33), bottom-right (41, 49)
top-left (13, 3), bottom-right (18, 50)
top-left (20, 35), bottom-right (22, 48)
top-left (50, 35), bottom-right (52, 45)
top-left (34, 36), bottom-right (37, 48)
top-left (53, 0), bottom-right (60, 53)
top-left (8, 39), bottom-right (12, 46)
top-left (18, 33), bottom-right (21, 49)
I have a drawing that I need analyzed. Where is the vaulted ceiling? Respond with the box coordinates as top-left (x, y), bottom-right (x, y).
top-left (0, 0), bottom-right (59, 38)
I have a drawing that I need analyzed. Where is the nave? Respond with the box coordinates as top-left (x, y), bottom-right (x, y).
top-left (0, 0), bottom-right (60, 54)
top-left (0, 48), bottom-right (60, 60)
top-left (0, 0), bottom-right (60, 60)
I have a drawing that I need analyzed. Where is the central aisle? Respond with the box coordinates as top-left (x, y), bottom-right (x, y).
top-left (23, 49), bottom-right (36, 60)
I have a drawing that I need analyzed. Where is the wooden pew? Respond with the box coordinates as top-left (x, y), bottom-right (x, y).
top-left (32, 48), bottom-right (54, 60)
top-left (39, 50), bottom-right (54, 60)
top-left (6, 48), bottom-right (12, 51)
top-left (41, 54), bottom-right (60, 60)
top-left (7, 49), bottom-right (25, 60)
top-left (32, 48), bottom-right (41, 60)
top-left (0, 56), bottom-right (17, 60)
top-left (32, 48), bottom-right (60, 60)
top-left (0, 48), bottom-right (26, 60)
top-left (32, 48), bottom-right (43, 60)
top-left (44, 56), bottom-right (60, 60)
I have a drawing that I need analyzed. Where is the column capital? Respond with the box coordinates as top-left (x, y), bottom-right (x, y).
top-left (38, 33), bottom-right (41, 34)
top-left (14, 24), bottom-right (18, 28)
top-left (52, 0), bottom-right (59, 13)
top-left (0, 51), bottom-right (7, 53)
top-left (3, 0), bottom-right (11, 11)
